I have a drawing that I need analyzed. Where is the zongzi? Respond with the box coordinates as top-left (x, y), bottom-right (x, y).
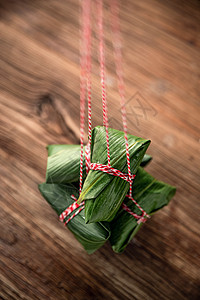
top-left (77, 126), bottom-right (150, 223)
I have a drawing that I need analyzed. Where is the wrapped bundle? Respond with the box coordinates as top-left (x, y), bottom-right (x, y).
top-left (109, 167), bottom-right (176, 253)
top-left (77, 126), bottom-right (150, 223)
top-left (38, 183), bottom-right (110, 254)
top-left (38, 126), bottom-right (176, 254)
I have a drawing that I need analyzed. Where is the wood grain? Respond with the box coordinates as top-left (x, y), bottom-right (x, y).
top-left (0, 0), bottom-right (200, 299)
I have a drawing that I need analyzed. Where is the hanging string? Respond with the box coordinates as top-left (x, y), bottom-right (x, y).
top-left (60, 0), bottom-right (92, 225)
top-left (87, 5), bottom-right (92, 150)
top-left (97, 0), bottom-right (111, 167)
top-left (110, 0), bottom-right (132, 193)
top-left (110, 0), bottom-right (150, 221)
top-left (79, 0), bottom-right (92, 194)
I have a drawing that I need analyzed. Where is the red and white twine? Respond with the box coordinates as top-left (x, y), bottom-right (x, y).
top-left (90, 162), bottom-right (135, 183)
top-left (110, 0), bottom-right (149, 220)
top-left (59, 195), bottom-right (84, 225)
top-left (97, 0), bottom-right (111, 167)
top-left (59, 0), bottom-right (149, 226)
top-left (79, 0), bottom-right (92, 194)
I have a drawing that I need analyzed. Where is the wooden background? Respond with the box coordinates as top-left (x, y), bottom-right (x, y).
top-left (0, 0), bottom-right (200, 299)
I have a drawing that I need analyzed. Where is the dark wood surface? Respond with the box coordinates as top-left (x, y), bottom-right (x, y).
top-left (0, 0), bottom-right (200, 299)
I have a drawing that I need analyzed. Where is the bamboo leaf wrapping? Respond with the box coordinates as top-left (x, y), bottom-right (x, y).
top-left (38, 125), bottom-right (175, 254)
top-left (78, 126), bottom-right (150, 223)
top-left (38, 183), bottom-right (110, 254)
top-left (46, 145), bottom-right (86, 184)
top-left (45, 143), bottom-right (151, 185)
top-left (109, 167), bottom-right (176, 253)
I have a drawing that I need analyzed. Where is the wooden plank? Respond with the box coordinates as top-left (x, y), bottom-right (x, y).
top-left (0, 0), bottom-right (200, 299)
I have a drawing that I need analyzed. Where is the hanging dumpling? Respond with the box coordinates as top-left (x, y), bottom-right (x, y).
top-left (38, 126), bottom-right (176, 254)
top-left (77, 126), bottom-right (150, 223)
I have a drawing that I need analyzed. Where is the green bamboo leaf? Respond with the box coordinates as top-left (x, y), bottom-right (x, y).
top-left (38, 183), bottom-right (110, 254)
top-left (140, 154), bottom-right (152, 167)
top-left (46, 145), bottom-right (86, 184)
top-left (46, 144), bottom-right (151, 185)
top-left (109, 167), bottom-right (176, 253)
top-left (78, 126), bottom-right (151, 223)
